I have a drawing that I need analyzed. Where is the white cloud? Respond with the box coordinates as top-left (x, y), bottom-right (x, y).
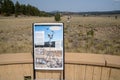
top-left (50, 26), bottom-right (61, 31)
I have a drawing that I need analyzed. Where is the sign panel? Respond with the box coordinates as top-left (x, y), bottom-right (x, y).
top-left (33, 23), bottom-right (64, 70)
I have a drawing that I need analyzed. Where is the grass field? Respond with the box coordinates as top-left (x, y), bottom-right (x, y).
top-left (0, 16), bottom-right (120, 55)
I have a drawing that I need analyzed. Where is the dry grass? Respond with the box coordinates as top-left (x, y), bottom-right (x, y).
top-left (0, 16), bottom-right (55, 53)
top-left (0, 16), bottom-right (120, 55)
top-left (63, 16), bottom-right (120, 55)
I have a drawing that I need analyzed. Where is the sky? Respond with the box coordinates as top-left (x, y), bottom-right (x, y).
top-left (12, 0), bottom-right (120, 12)
top-left (34, 25), bottom-right (63, 42)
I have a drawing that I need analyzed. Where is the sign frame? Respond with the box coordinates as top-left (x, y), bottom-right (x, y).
top-left (32, 23), bottom-right (64, 71)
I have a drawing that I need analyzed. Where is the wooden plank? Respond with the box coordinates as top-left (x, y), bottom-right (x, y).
top-left (7, 65), bottom-right (17, 80)
top-left (22, 64), bottom-right (32, 77)
top-left (0, 53), bottom-right (120, 69)
top-left (70, 64), bottom-right (75, 80)
top-left (0, 66), bottom-right (2, 80)
top-left (4, 65), bottom-right (8, 80)
top-left (3, 65), bottom-right (15, 80)
top-left (65, 53), bottom-right (105, 66)
top-left (109, 68), bottom-right (120, 80)
top-left (65, 64), bottom-right (75, 80)
top-left (36, 70), bottom-right (46, 79)
top-left (11, 65), bottom-right (23, 80)
top-left (84, 65), bottom-right (94, 80)
top-left (36, 70), bottom-right (41, 79)
top-left (45, 70), bottom-right (53, 79)
top-left (101, 67), bottom-right (110, 80)
top-left (13, 64), bottom-right (24, 80)
top-left (74, 64), bottom-right (79, 80)
top-left (52, 71), bottom-right (61, 79)
top-left (74, 65), bottom-right (79, 80)
top-left (45, 70), bottom-right (61, 79)
top-left (0, 65), bottom-right (6, 80)
top-left (105, 55), bottom-right (120, 68)
top-left (29, 64), bottom-right (33, 79)
top-left (93, 66), bottom-right (102, 80)
top-left (0, 53), bottom-right (105, 66)
top-left (60, 71), bottom-right (63, 79)
top-left (5, 64), bottom-right (32, 80)
top-left (36, 70), bottom-right (53, 79)
top-left (0, 53), bottom-right (33, 65)
top-left (0, 53), bottom-right (120, 80)
top-left (65, 64), bottom-right (70, 80)
top-left (74, 65), bottom-right (86, 80)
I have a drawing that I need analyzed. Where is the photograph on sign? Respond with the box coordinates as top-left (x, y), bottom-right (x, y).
top-left (33, 23), bottom-right (64, 70)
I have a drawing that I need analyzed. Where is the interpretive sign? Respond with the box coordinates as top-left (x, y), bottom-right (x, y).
top-left (33, 23), bottom-right (64, 70)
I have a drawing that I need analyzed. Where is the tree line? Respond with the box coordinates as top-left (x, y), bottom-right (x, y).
top-left (0, 0), bottom-right (51, 17)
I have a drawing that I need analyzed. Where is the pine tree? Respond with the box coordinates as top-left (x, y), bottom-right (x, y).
top-left (9, 0), bottom-right (14, 14)
top-left (0, 0), bottom-right (51, 17)
top-left (1, 0), bottom-right (14, 16)
top-left (15, 1), bottom-right (20, 17)
top-left (20, 4), bottom-right (27, 15)
top-left (0, 0), bottom-right (3, 14)
top-left (26, 4), bottom-right (31, 16)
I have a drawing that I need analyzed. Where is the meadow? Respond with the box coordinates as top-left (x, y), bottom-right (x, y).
top-left (0, 16), bottom-right (120, 55)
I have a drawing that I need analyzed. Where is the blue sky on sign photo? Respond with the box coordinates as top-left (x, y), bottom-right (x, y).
top-left (12, 0), bottom-right (120, 12)
top-left (34, 25), bottom-right (63, 42)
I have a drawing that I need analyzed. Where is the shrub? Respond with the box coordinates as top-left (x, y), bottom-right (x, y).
top-left (54, 12), bottom-right (61, 21)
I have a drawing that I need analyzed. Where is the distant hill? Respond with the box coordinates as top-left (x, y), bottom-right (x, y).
top-left (49, 10), bottom-right (120, 16)
top-left (78, 10), bottom-right (120, 15)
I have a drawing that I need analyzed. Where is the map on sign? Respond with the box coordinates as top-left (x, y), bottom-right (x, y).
top-left (33, 23), bottom-right (64, 70)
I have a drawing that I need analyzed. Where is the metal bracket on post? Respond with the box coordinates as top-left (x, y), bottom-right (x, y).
top-left (24, 76), bottom-right (31, 80)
